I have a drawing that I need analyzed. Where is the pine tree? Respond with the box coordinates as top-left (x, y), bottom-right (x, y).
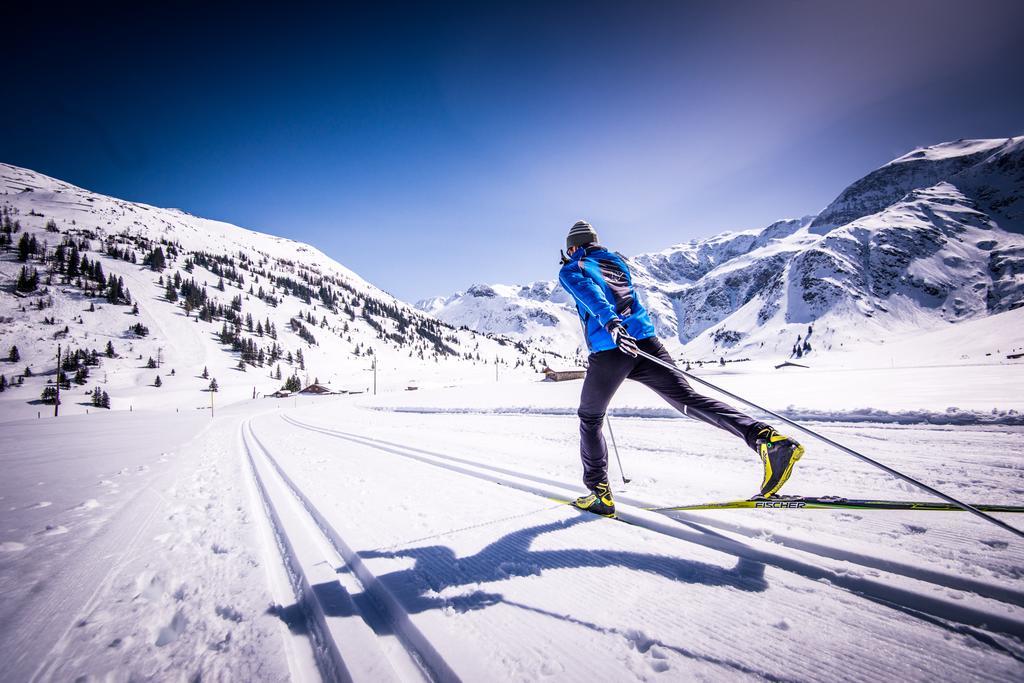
top-left (142, 245), bottom-right (166, 271)
top-left (165, 280), bottom-right (178, 302)
top-left (0, 375), bottom-right (7, 392)
top-left (88, 302), bottom-right (96, 312)
top-left (67, 245), bottom-right (80, 277)
top-left (8, 346), bottom-right (19, 362)
top-left (209, 378), bottom-right (219, 392)
top-left (106, 273), bottom-right (121, 303)
top-left (154, 375), bottom-right (162, 387)
top-left (17, 233), bottom-right (32, 262)
top-left (132, 302), bottom-right (139, 315)
top-left (202, 366), bottom-right (209, 379)
top-left (101, 390), bottom-right (111, 408)
top-left (275, 364), bottom-right (282, 380)
top-left (237, 359), bottom-right (246, 371)
top-left (16, 266), bottom-right (38, 293)
top-left (41, 385), bottom-right (59, 404)
top-left (147, 357), bottom-right (157, 369)
top-left (105, 340), bottom-right (115, 358)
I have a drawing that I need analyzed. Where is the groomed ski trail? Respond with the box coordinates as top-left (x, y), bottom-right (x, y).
top-left (242, 418), bottom-right (458, 682)
top-left (241, 407), bottom-right (1024, 680)
top-left (280, 414), bottom-right (1024, 619)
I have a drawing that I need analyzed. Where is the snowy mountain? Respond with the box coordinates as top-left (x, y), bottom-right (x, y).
top-left (0, 163), bottom-right (560, 418)
top-left (417, 281), bottom-right (586, 362)
top-left (419, 136), bottom-right (1024, 360)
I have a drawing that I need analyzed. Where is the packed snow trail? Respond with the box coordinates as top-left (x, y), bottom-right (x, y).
top-left (279, 415), bottom-right (1024, 611)
top-left (0, 405), bottom-right (300, 682)
top-left (275, 414), bottom-right (1024, 640)
top-left (3, 392), bottom-right (1021, 680)
top-left (243, 418), bottom-right (450, 682)
top-left (241, 400), bottom-right (1024, 681)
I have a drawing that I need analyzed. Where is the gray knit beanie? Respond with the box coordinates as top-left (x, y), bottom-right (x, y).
top-left (566, 220), bottom-right (598, 250)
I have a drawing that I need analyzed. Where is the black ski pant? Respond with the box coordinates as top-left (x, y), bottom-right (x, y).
top-left (577, 337), bottom-right (767, 490)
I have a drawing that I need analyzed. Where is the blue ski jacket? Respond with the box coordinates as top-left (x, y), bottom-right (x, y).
top-left (558, 245), bottom-right (657, 353)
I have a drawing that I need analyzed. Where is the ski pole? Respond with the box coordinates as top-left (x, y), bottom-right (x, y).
top-left (633, 348), bottom-right (1024, 541)
top-left (606, 415), bottom-right (630, 484)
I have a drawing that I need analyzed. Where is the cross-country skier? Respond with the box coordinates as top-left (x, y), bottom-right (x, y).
top-left (558, 220), bottom-right (804, 517)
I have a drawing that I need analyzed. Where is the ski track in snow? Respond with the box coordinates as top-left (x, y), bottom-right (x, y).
top-left (263, 414), bottom-right (1024, 611)
top-left (278, 415), bottom-right (1024, 631)
top-left (227, 401), bottom-right (1024, 681)
top-left (3, 394), bottom-right (1022, 681)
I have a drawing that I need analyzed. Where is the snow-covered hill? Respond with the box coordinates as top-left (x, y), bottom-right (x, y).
top-left (417, 281), bottom-right (586, 362)
top-left (419, 136), bottom-right (1024, 362)
top-left (0, 163), bottom-right (560, 420)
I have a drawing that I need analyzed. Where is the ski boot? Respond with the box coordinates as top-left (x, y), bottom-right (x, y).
top-left (572, 482), bottom-right (616, 517)
top-left (756, 427), bottom-right (804, 498)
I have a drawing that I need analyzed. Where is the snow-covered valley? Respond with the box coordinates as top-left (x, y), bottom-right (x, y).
top-left (1, 151), bottom-right (1023, 681)
top-left (2, 377), bottom-right (1022, 681)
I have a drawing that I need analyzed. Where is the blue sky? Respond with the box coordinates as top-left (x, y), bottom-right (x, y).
top-left (4, 1), bottom-right (1023, 301)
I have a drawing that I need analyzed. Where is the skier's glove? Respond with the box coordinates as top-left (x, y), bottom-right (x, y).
top-left (606, 321), bottom-right (639, 357)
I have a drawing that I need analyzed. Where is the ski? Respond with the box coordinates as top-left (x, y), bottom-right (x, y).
top-left (647, 495), bottom-right (1024, 513)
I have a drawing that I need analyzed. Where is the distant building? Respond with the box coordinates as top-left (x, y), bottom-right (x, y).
top-left (542, 366), bottom-right (586, 382)
top-left (299, 382), bottom-right (334, 395)
top-left (269, 389), bottom-right (292, 398)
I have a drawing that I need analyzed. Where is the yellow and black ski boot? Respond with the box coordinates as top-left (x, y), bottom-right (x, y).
top-left (756, 428), bottom-right (804, 498)
top-left (572, 482), bottom-right (616, 517)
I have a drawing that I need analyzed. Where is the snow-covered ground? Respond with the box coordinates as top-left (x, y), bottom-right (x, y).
top-left (1, 153), bottom-right (1022, 680)
top-left (3, 357), bottom-right (1022, 680)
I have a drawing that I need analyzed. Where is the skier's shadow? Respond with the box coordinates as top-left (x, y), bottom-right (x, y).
top-left (269, 513), bottom-right (772, 677)
top-left (353, 513), bottom-right (766, 616)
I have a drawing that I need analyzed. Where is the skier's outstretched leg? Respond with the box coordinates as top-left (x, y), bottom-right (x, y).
top-left (628, 338), bottom-right (804, 497)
